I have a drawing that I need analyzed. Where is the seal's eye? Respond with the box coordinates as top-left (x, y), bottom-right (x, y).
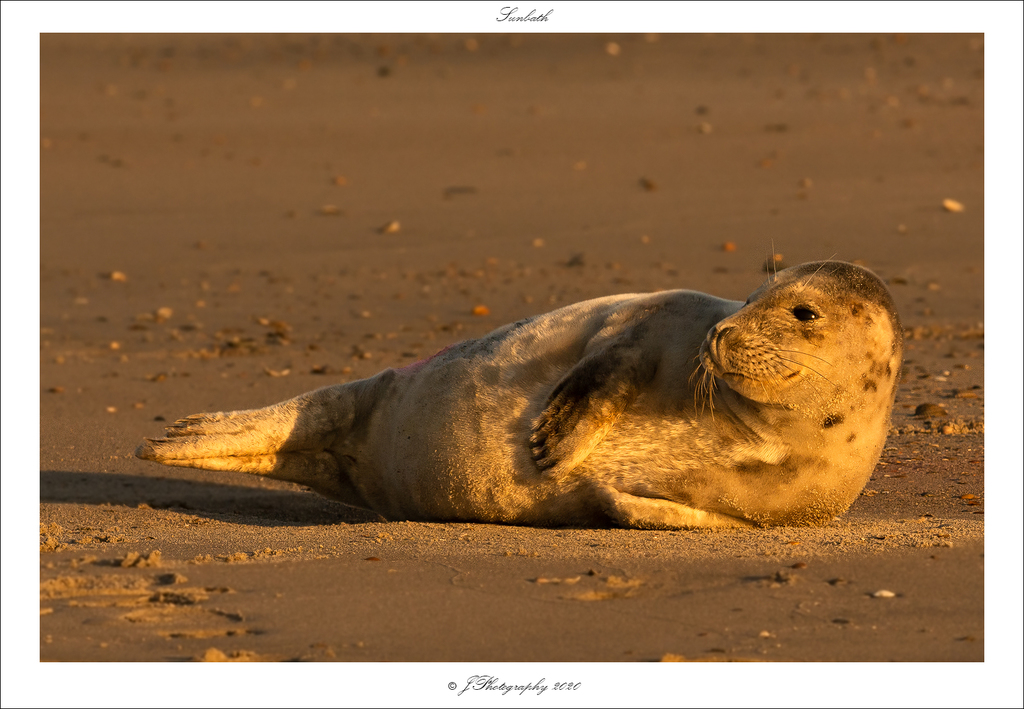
top-left (792, 306), bottom-right (819, 321)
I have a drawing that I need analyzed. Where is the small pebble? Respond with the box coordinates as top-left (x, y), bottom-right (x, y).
top-left (722, 242), bottom-right (737, 252)
top-left (914, 403), bottom-right (947, 418)
top-left (639, 177), bottom-right (657, 192)
top-left (871, 589), bottom-right (896, 598)
top-left (942, 198), bottom-right (964, 213)
top-left (320, 205), bottom-right (342, 216)
top-left (109, 271), bottom-right (128, 282)
top-left (532, 238), bottom-right (545, 248)
top-left (471, 305), bottom-right (490, 316)
top-left (158, 573), bottom-right (188, 585)
top-left (379, 220), bottom-right (401, 234)
top-left (534, 576), bottom-right (580, 585)
top-left (605, 42), bottom-right (621, 57)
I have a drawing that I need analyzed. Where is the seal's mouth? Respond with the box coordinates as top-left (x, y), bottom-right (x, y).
top-left (719, 371), bottom-right (751, 385)
top-left (724, 367), bottom-right (803, 385)
top-left (700, 344), bottom-right (741, 382)
top-left (701, 346), bottom-right (804, 388)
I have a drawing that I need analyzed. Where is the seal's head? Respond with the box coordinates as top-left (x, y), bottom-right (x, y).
top-left (700, 261), bottom-right (903, 419)
top-left (682, 261), bottom-right (905, 526)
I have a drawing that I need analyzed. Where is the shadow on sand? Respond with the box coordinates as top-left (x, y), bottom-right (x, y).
top-left (40, 470), bottom-right (384, 526)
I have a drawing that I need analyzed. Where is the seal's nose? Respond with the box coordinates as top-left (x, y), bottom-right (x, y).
top-left (708, 324), bottom-right (735, 361)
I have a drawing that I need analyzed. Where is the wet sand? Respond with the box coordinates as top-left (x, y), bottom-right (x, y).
top-left (9, 21), bottom-right (1018, 706)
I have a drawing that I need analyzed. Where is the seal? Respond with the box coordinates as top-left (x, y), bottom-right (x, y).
top-left (136, 261), bottom-right (903, 529)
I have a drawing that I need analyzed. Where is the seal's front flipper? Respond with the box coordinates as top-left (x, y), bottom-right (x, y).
top-left (530, 340), bottom-right (658, 476)
top-left (597, 486), bottom-right (752, 529)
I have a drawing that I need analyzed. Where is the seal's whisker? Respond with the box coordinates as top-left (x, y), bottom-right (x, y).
top-left (775, 356), bottom-right (836, 386)
top-left (762, 366), bottom-right (828, 409)
top-left (691, 365), bottom-right (704, 414)
top-left (688, 353), bottom-right (711, 416)
top-left (764, 356), bottom-right (825, 391)
top-left (757, 378), bottom-right (775, 404)
top-left (761, 243), bottom-right (777, 285)
top-left (706, 368), bottom-right (717, 419)
top-left (774, 348), bottom-right (834, 367)
top-left (694, 364), bottom-right (716, 419)
top-left (763, 360), bottom-right (834, 413)
top-left (687, 352), bottom-right (704, 387)
top-left (798, 255), bottom-right (838, 290)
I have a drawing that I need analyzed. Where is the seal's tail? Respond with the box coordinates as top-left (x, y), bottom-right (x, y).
top-left (135, 383), bottom-right (360, 502)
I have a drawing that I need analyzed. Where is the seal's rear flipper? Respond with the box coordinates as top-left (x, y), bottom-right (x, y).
top-left (136, 446), bottom-right (361, 503)
top-left (597, 486), bottom-right (752, 529)
top-left (135, 383), bottom-right (369, 506)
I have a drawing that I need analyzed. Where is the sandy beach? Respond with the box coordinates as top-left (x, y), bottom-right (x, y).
top-left (13, 22), bottom-right (1017, 703)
